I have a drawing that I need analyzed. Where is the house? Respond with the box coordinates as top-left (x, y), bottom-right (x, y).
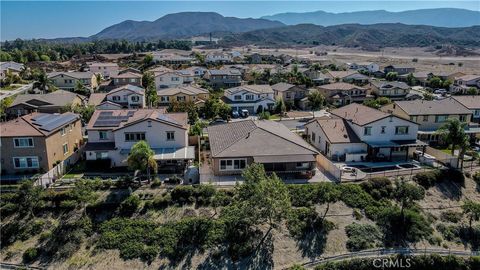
top-left (88, 62), bottom-right (119, 78)
top-left (381, 98), bottom-right (472, 142)
top-left (207, 120), bottom-right (318, 177)
top-left (305, 103), bottom-right (424, 162)
top-left (151, 51), bottom-right (194, 65)
top-left (383, 65), bottom-right (415, 75)
top-left (205, 52), bottom-right (233, 63)
top-left (326, 71), bottom-right (370, 85)
top-left (348, 62), bottom-right (379, 73)
top-left (203, 69), bottom-right (242, 89)
top-left (105, 85), bottom-right (145, 109)
top-left (0, 61), bottom-right (24, 79)
top-left (154, 70), bottom-right (186, 89)
top-left (370, 81), bottom-right (411, 100)
top-left (317, 82), bottom-right (371, 106)
top-left (452, 95), bottom-right (480, 123)
top-left (6, 90), bottom-right (86, 118)
top-left (48, 71), bottom-right (98, 91)
top-left (186, 66), bottom-right (208, 77)
top-left (85, 109), bottom-right (194, 172)
top-left (111, 71), bottom-right (142, 87)
top-left (0, 112), bottom-right (83, 175)
top-left (451, 75), bottom-right (480, 94)
top-left (222, 85), bottom-right (275, 114)
top-left (157, 85), bottom-right (209, 108)
top-left (272, 82), bottom-right (309, 104)
top-left (303, 70), bottom-right (330, 85)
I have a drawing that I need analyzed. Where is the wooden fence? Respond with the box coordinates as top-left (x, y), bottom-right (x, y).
top-left (34, 146), bottom-right (84, 187)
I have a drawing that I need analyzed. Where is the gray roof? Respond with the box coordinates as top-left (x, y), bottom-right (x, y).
top-left (207, 120), bottom-right (318, 158)
top-left (108, 84), bottom-right (145, 95)
top-left (371, 80), bottom-right (410, 89)
top-left (450, 95), bottom-right (480, 110)
top-left (11, 90), bottom-right (85, 108)
top-left (306, 116), bottom-right (362, 144)
top-left (271, 82), bottom-right (295, 92)
top-left (48, 71), bottom-right (94, 79)
top-left (331, 103), bottom-right (391, 126)
top-left (393, 98), bottom-right (472, 116)
top-left (224, 84), bottom-right (273, 95)
top-left (206, 69), bottom-right (242, 76)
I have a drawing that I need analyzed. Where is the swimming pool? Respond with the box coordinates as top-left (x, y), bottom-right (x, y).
top-left (349, 163), bottom-right (420, 173)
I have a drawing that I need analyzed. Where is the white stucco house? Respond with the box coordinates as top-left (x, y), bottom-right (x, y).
top-left (104, 84), bottom-right (145, 109)
top-left (88, 62), bottom-right (119, 78)
top-left (305, 103), bottom-right (425, 162)
top-left (154, 70), bottom-right (186, 89)
top-left (85, 109), bottom-right (194, 172)
top-left (222, 85), bottom-right (276, 114)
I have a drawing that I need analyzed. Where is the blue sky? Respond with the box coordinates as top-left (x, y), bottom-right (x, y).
top-left (1, 1), bottom-right (479, 40)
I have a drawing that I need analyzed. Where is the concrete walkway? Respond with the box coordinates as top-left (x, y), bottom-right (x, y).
top-left (0, 83), bottom-right (32, 100)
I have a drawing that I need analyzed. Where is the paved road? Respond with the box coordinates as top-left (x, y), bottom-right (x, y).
top-left (0, 83), bottom-right (32, 100)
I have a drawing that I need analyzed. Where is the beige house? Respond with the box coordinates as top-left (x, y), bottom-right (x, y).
top-left (370, 80), bottom-right (410, 100)
top-left (317, 82), bottom-right (371, 106)
top-left (381, 98), bottom-right (472, 142)
top-left (0, 112), bottom-right (82, 175)
top-left (271, 82), bottom-right (309, 103)
top-left (111, 71), bottom-right (142, 87)
top-left (48, 71), bottom-right (98, 91)
top-left (157, 85), bottom-right (210, 107)
top-left (88, 62), bottom-right (119, 78)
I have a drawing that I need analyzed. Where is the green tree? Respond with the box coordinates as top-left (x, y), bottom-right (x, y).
top-left (0, 50), bottom-right (12, 61)
top-left (394, 181), bottom-right (425, 217)
top-left (32, 69), bottom-right (56, 92)
top-left (307, 89), bottom-right (325, 116)
top-left (406, 73), bottom-right (417, 86)
top-left (428, 76), bottom-right (443, 89)
top-left (127, 141), bottom-right (157, 181)
top-left (0, 96), bottom-right (13, 120)
top-left (466, 87), bottom-right (478, 95)
top-left (275, 97), bottom-right (287, 116)
top-left (142, 71), bottom-right (157, 107)
top-left (442, 79), bottom-right (453, 89)
top-left (423, 92), bottom-right (434, 100)
top-left (437, 118), bottom-right (468, 156)
top-left (385, 72), bottom-right (398, 81)
top-left (17, 180), bottom-right (44, 216)
top-left (70, 180), bottom-right (99, 215)
top-left (315, 183), bottom-right (341, 221)
top-left (74, 80), bottom-right (89, 95)
top-left (462, 200), bottom-right (480, 234)
top-left (142, 54), bottom-right (154, 69)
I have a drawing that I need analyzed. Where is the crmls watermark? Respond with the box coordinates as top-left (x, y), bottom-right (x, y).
top-left (373, 258), bottom-right (412, 268)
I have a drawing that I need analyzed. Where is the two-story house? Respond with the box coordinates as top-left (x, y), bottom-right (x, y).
top-left (205, 52), bottom-right (233, 63)
top-left (154, 70), bottom-right (186, 89)
top-left (7, 90), bottom-right (86, 118)
top-left (381, 98), bottom-right (472, 142)
top-left (105, 85), bottom-right (145, 109)
top-left (271, 82), bottom-right (309, 104)
top-left (222, 85), bottom-right (275, 114)
top-left (326, 71), bottom-right (370, 85)
top-left (451, 75), bottom-right (480, 94)
top-left (203, 69), bottom-right (242, 90)
top-left (88, 62), bottom-right (119, 78)
top-left (111, 70), bottom-right (142, 87)
top-left (48, 71), bottom-right (98, 91)
top-left (0, 61), bottom-right (24, 80)
top-left (0, 112), bottom-right (82, 175)
top-left (157, 85), bottom-right (210, 108)
top-left (348, 62), bottom-right (379, 73)
top-left (452, 95), bottom-right (480, 124)
top-left (370, 81), bottom-right (411, 100)
top-left (317, 82), bottom-right (371, 106)
top-left (305, 103), bottom-right (423, 162)
top-left (85, 109), bottom-right (194, 172)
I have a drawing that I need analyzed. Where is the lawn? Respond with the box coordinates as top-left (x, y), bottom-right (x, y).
top-left (1, 85), bottom-right (20, 90)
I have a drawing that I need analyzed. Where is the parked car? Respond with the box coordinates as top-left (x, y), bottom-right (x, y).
top-left (434, 89), bottom-right (447, 95)
top-left (209, 117), bottom-right (227, 125)
top-left (240, 109), bottom-right (249, 118)
top-left (232, 110), bottom-right (240, 118)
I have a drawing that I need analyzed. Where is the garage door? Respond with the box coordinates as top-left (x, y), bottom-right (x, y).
top-left (237, 106), bottom-right (255, 114)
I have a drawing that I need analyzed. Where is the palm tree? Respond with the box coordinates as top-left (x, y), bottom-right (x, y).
top-left (127, 141), bottom-right (157, 182)
top-left (33, 71), bottom-right (56, 92)
top-left (437, 118), bottom-right (468, 156)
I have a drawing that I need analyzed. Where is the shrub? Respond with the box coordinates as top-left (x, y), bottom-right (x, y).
top-left (440, 210), bottom-right (463, 223)
top-left (413, 171), bottom-right (441, 188)
top-left (119, 194), bottom-right (141, 214)
top-left (473, 172), bottom-right (480, 185)
top-left (150, 179), bottom-right (162, 188)
top-left (345, 223), bottom-right (382, 251)
top-left (360, 177), bottom-right (394, 200)
top-left (287, 184), bottom-right (318, 207)
top-left (1, 202), bottom-right (18, 216)
top-left (339, 184), bottom-right (376, 209)
top-left (59, 199), bottom-right (77, 209)
top-left (23, 247), bottom-right (38, 263)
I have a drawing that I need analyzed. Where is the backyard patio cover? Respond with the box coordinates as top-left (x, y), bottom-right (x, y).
top-left (367, 140), bottom-right (428, 148)
top-left (253, 154), bottom-right (316, 163)
top-left (120, 146), bottom-right (195, 160)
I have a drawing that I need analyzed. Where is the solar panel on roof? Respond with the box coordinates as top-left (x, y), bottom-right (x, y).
top-left (37, 114), bottom-right (77, 132)
top-left (157, 114), bottom-right (179, 125)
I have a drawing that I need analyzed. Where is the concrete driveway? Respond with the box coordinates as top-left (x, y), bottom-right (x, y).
top-left (0, 83), bottom-right (32, 100)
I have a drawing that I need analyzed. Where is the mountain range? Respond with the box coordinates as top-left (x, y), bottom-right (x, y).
top-left (261, 8), bottom-right (480, 28)
top-left (220, 24), bottom-right (480, 49)
top-left (91, 12), bottom-right (284, 40)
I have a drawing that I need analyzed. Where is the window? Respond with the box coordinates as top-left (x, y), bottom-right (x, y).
top-left (131, 96), bottom-right (139, 102)
top-left (166, 131), bottom-right (175, 141)
top-left (148, 121), bottom-right (152, 127)
top-left (245, 94), bottom-right (254, 100)
top-left (13, 138), bottom-right (34, 148)
top-left (435, 115), bottom-right (448, 123)
top-left (296, 162), bottom-right (309, 169)
top-left (474, 110), bottom-right (480, 116)
top-left (161, 96), bottom-right (169, 102)
top-left (61, 127), bottom-right (67, 136)
top-left (130, 78), bottom-right (136, 83)
top-left (172, 77), bottom-right (180, 81)
top-left (423, 115), bottom-right (429, 122)
top-left (177, 96), bottom-right (186, 102)
top-left (364, 127), bottom-right (372, 136)
top-left (112, 96), bottom-right (120, 101)
top-left (13, 157), bottom-right (39, 169)
top-left (124, 132), bottom-right (145, 142)
top-left (395, 126), bottom-right (409, 135)
top-left (381, 126), bottom-right (386, 134)
top-left (220, 159), bottom-right (246, 171)
top-left (234, 95), bottom-right (242, 100)
top-left (99, 131), bottom-right (108, 140)
top-left (69, 123), bottom-right (73, 131)
top-left (311, 132), bottom-right (316, 142)
top-left (96, 152), bottom-right (108, 160)
top-left (63, 143), bottom-right (68, 155)
top-left (410, 116), bottom-right (417, 122)
top-left (459, 115), bottom-right (467, 122)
